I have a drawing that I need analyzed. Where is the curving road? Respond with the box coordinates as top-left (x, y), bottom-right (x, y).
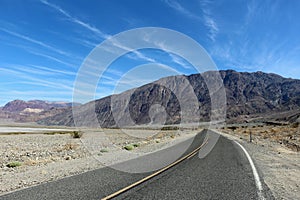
top-left (0, 130), bottom-right (274, 200)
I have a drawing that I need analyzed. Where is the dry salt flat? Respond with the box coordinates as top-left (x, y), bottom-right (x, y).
top-left (0, 127), bottom-right (70, 133)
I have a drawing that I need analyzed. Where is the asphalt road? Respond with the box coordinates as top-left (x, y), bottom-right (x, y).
top-left (0, 130), bottom-right (274, 200)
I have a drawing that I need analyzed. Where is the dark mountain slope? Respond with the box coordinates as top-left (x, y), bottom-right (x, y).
top-left (38, 70), bottom-right (300, 127)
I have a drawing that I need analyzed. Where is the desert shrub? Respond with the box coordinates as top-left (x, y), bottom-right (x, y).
top-left (71, 131), bottom-right (83, 138)
top-left (161, 126), bottom-right (179, 131)
top-left (227, 126), bottom-right (238, 131)
top-left (100, 148), bottom-right (109, 153)
top-left (7, 161), bottom-right (22, 168)
top-left (44, 131), bottom-right (72, 135)
top-left (133, 143), bottom-right (140, 147)
top-left (124, 144), bottom-right (134, 151)
top-left (291, 122), bottom-right (299, 128)
top-left (6, 132), bottom-right (27, 135)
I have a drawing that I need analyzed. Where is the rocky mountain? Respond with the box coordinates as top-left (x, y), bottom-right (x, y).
top-left (38, 70), bottom-right (300, 127)
top-left (0, 100), bottom-right (80, 123)
top-left (1, 100), bottom-right (76, 113)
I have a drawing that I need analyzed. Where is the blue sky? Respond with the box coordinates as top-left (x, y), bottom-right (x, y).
top-left (0, 0), bottom-right (300, 106)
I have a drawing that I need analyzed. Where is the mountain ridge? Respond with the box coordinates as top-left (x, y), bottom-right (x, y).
top-left (37, 70), bottom-right (300, 127)
top-left (0, 100), bottom-right (81, 123)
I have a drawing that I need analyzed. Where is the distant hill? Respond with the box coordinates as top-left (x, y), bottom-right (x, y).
top-left (0, 100), bottom-right (81, 123)
top-left (38, 70), bottom-right (300, 127)
top-left (1, 100), bottom-right (77, 113)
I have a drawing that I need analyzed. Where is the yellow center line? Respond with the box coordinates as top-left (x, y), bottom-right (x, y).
top-left (186, 149), bottom-right (200, 160)
top-left (101, 136), bottom-right (209, 200)
top-left (187, 135), bottom-right (209, 160)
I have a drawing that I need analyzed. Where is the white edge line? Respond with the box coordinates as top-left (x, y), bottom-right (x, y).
top-left (234, 141), bottom-right (265, 200)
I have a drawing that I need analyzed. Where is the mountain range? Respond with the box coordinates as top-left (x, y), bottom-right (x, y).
top-left (37, 70), bottom-right (300, 127)
top-left (0, 100), bottom-right (80, 123)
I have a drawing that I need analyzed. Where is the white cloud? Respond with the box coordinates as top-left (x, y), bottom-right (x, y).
top-left (203, 15), bottom-right (218, 41)
top-left (40, 0), bottom-right (110, 39)
top-left (74, 38), bottom-right (99, 48)
top-left (107, 38), bottom-right (157, 62)
top-left (29, 65), bottom-right (76, 76)
top-left (0, 39), bottom-right (77, 68)
top-left (164, 0), bottom-right (219, 41)
top-left (41, 0), bottom-right (157, 64)
top-left (0, 67), bottom-right (74, 91)
top-left (0, 27), bottom-right (70, 56)
top-left (28, 50), bottom-right (75, 68)
top-left (199, 1), bottom-right (219, 41)
top-left (164, 0), bottom-right (201, 20)
top-left (169, 53), bottom-right (192, 69)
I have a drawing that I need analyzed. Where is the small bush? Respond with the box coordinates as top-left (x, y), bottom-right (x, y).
top-left (44, 131), bottom-right (71, 135)
top-left (228, 126), bottom-right (238, 131)
top-left (7, 161), bottom-right (22, 168)
top-left (161, 126), bottom-right (179, 131)
top-left (71, 131), bottom-right (83, 139)
top-left (100, 148), bottom-right (109, 153)
top-left (291, 122), bottom-right (299, 128)
top-left (133, 143), bottom-right (140, 148)
top-left (124, 144), bottom-right (134, 151)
